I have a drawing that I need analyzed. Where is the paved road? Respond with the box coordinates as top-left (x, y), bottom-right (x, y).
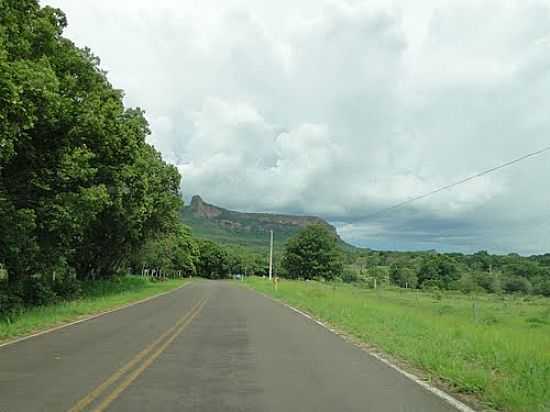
top-left (0, 281), bottom-right (465, 412)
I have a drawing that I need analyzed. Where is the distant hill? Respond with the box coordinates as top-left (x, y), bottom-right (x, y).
top-left (182, 195), bottom-right (353, 251)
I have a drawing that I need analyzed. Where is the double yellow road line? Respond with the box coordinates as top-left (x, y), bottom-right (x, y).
top-left (68, 297), bottom-right (208, 412)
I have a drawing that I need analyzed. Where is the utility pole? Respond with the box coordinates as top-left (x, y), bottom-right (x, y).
top-left (269, 230), bottom-right (274, 280)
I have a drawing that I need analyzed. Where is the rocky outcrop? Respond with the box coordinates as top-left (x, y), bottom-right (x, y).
top-left (182, 195), bottom-right (351, 249)
top-left (190, 195), bottom-right (223, 219)
top-left (187, 195), bottom-right (335, 231)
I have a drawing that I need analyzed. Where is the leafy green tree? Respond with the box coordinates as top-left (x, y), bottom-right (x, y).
top-left (390, 264), bottom-right (417, 288)
top-left (282, 224), bottom-right (343, 280)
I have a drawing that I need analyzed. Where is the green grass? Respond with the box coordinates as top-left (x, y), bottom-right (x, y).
top-left (244, 277), bottom-right (550, 412)
top-left (0, 277), bottom-right (187, 343)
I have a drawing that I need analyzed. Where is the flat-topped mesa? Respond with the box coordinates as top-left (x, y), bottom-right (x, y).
top-left (189, 195), bottom-right (332, 229)
top-left (190, 195), bottom-right (223, 219)
top-left (182, 195), bottom-right (352, 249)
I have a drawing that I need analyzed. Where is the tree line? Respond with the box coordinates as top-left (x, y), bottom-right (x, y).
top-left (257, 224), bottom-right (550, 298)
top-left (179, 222), bottom-right (550, 299)
top-left (0, 0), bottom-right (200, 316)
top-left (338, 247), bottom-right (550, 297)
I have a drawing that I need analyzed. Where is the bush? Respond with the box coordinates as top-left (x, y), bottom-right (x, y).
top-left (341, 271), bottom-right (361, 283)
top-left (0, 283), bottom-right (24, 319)
top-left (458, 274), bottom-right (476, 294)
top-left (52, 276), bottom-right (82, 300)
top-left (503, 276), bottom-right (532, 294)
top-left (421, 279), bottom-right (441, 291)
top-left (473, 271), bottom-right (501, 293)
top-left (534, 279), bottom-right (550, 297)
top-left (22, 278), bottom-right (58, 306)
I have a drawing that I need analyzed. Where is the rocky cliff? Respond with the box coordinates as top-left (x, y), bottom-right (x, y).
top-left (182, 195), bottom-right (348, 249)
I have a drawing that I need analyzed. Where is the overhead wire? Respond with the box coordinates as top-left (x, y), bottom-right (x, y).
top-left (362, 144), bottom-right (550, 220)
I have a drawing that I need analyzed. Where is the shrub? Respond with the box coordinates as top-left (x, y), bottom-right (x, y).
top-left (421, 279), bottom-right (441, 290)
top-left (502, 276), bottom-right (532, 294)
top-left (22, 278), bottom-right (58, 306)
top-left (52, 276), bottom-right (82, 301)
top-left (534, 279), bottom-right (550, 297)
top-left (0, 283), bottom-right (24, 319)
top-left (341, 271), bottom-right (361, 283)
top-left (473, 271), bottom-right (501, 293)
top-left (458, 273), bottom-right (476, 294)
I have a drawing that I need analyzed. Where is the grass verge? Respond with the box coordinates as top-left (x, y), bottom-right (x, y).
top-left (0, 276), bottom-right (187, 343)
top-left (244, 277), bottom-right (550, 412)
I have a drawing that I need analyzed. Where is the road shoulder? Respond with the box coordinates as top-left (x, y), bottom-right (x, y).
top-left (240, 281), bottom-right (484, 412)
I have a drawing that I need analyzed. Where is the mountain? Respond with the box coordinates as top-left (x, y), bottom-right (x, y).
top-left (182, 195), bottom-right (353, 251)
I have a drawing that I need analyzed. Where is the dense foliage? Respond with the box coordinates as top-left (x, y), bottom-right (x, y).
top-left (129, 225), bottom-right (200, 277)
top-left (0, 0), bottom-right (196, 315)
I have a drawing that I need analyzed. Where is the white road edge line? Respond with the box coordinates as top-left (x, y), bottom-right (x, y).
top-left (250, 287), bottom-right (477, 412)
top-left (0, 281), bottom-right (191, 350)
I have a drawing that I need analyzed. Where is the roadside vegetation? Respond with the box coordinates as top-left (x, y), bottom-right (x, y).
top-left (0, 276), bottom-right (186, 342)
top-left (0, 1), bottom-right (198, 320)
top-left (245, 277), bottom-right (550, 412)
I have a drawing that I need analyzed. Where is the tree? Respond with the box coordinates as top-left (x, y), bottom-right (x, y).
top-left (282, 225), bottom-right (343, 280)
top-left (390, 264), bottom-right (417, 288)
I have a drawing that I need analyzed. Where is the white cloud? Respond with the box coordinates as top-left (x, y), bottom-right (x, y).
top-left (43, 0), bottom-right (550, 253)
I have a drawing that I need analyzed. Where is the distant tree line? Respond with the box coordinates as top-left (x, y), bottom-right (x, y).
top-left (240, 223), bottom-right (550, 298)
top-left (342, 249), bottom-right (550, 297)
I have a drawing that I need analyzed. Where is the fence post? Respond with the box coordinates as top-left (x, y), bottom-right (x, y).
top-left (472, 300), bottom-right (479, 323)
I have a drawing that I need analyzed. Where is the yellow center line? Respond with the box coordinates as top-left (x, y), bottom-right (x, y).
top-left (68, 298), bottom-right (206, 412)
top-left (92, 298), bottom-right (208, 412)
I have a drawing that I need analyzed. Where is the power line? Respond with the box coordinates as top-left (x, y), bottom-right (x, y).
top-left (362, 144), bottom-right (550, 220)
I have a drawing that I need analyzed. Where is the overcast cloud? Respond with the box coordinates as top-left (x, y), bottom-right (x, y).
top-left (43, 0), bottom-right (550, 254)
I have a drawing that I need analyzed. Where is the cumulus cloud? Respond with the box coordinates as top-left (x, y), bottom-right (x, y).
top-left (43, 0), bottom-right (550, 254)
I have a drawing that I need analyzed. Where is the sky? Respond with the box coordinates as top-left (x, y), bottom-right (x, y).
top-left (43, 0), bottom-right (550, 255)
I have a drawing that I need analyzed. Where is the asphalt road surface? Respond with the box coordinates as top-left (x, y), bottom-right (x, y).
top-left (0, 280), bottom-right (466, 412)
